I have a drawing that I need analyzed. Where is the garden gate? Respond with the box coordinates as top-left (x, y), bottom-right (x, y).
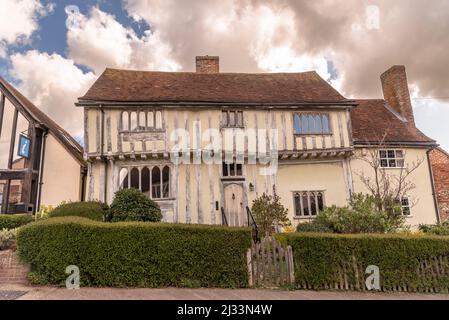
top-left (247, 236), bottom-right (295, 287)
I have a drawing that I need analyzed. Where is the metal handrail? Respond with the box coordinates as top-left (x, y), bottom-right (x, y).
top-left (221, 207), bottom-right (228, 226)
top-left (246, 206), bottom-right (259, 242)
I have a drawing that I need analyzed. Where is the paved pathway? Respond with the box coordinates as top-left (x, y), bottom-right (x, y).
top-left (1, 284), bottom-right (449, 300)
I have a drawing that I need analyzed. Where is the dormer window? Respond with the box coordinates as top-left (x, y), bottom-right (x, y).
top-left (294, 112), bottom-right (330, 135)
top-left (222, 110), bottom-right (243, 128)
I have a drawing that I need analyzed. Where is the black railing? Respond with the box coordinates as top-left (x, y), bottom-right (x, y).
top-left (221, 207), bottom-right (228, 226)
top-left (246, 206), bottom-right (259, 242)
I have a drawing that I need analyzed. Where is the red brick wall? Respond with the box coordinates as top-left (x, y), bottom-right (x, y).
top-left (430, 148), bottom-right (449, 221)
top-left (380, 65), bottom-right (415, 125)
top-left (0, 249), bottom-right (29, 285)
top-left (196, 56), bottom-right (219, 73)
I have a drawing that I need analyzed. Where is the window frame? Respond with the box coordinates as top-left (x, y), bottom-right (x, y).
top-left (120, 109), bottom-right (165, 133)
top-left (292, 190), bottom-right (325, 219)
top-left (221, 161), bottom-right (244, 180)
top-left (119, 164), bottom-right (172, 200)
top-left (379, 149), bottom-right (405, 168)
top-left (221, 110), bottom-right (244, 128)
top-left (396, 196), bottom-right (412, 217)
top-left (293, 112), bottom-right (332, 136)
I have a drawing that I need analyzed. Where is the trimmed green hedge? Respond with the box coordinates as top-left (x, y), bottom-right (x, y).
top-left (0, 214), bottom-right (33, 229)
top-left (278, 232), bottom-right (449, 292)
top-left (48, 201), bottom-right (107, 221)
top-left (17, 217), bottom-right (252, 288)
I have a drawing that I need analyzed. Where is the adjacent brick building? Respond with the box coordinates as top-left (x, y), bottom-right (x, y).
top-left (430, 148), bottom-right (449, 221)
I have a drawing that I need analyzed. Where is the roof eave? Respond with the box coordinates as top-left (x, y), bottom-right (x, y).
top-left (75, 100), bottom-right (358, 108)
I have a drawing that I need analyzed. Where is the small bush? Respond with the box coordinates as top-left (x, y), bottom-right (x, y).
top-left (110, 188), bottom-right (162, 222)
top-left (48, 201), bottom-right (108, 221)
top-left (0, 214), bottom-right (33, 230)
top-left (419, 221), bottom-right (449, 236)
top-left (279, 232), bottom-right (449, 292)
top-left (251, 193), bottom-right (290, 236)
top-left (0, 228), bottom-right (17, 250)
top-left (17, 217), bottom-right (252, 288)
top-left (304, 193), bottom-right (405, 234)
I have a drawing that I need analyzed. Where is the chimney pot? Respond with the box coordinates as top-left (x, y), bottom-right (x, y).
top-left (380, 65), bottom-right (415, 125)
top-left (196, 56), bottom-right (219, 73)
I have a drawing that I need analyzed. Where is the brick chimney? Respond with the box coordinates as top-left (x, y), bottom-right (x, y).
top-left (196, 56), bottom-right (219, 73)
top-left (380, 65), bottom-right (415, 125)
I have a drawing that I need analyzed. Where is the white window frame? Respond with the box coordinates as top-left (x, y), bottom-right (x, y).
top-left (379, 149), bottom-right (405, 168)
top-left (293, 191), bottom-right (325, 218)
top-left (397, 196), bottom-right (412, 216)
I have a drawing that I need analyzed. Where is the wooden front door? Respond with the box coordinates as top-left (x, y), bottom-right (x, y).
top-left (224, 183), bottom-right (245, 226)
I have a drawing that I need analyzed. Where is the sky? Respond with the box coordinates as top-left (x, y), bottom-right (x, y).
top-left (0, 0), bottom-right (448, 151)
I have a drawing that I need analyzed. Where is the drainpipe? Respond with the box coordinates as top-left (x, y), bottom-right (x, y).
top-left (36, 130), bottom-right (48, 213)
top-left (427, 147), bottom-right (440, 224)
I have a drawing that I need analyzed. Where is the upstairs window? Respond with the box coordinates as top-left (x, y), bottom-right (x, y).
top-left (121, 110), bottom-right (163, 132)
top-left (293, 191), bottom-right (325, 218)
top-left (294, 112), bottom-right (330, 135)
top-left (379, 150), bottom-right (405, 168)
top-left (222, 110), bottom-right (244, 128)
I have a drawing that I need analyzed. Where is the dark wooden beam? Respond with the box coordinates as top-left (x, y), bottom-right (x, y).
top-left (8, 108), bottom-right (18, 169)
top-left (0, 170), bottom-right (28, 180)
top-left (2, 108), bottom-right (19, 214)
top-left (0, 93), bottom-right (4, 137)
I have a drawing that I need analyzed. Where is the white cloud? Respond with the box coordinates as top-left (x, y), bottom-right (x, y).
top-left (9, 50), bottom-right (96, 136)
top-left (67, 7), bottom-right (180, 74)
top-left (0, 0), bottom-right (53, 55)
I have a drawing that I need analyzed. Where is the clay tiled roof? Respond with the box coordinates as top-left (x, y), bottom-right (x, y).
top-left (0, 77), bottom-right (85, 164)
top-left (350, 99), bottom-right (435, 146)
top-left (79, 68), bottom-right (353, 104)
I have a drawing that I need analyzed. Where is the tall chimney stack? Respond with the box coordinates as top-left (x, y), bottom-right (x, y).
top-left (380, 65), bottom-right (415, 125)
top-left (196, 56), bottom-right (219, 73)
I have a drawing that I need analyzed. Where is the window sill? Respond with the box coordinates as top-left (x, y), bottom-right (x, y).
top-left (293, 216), bottom-right (317, 220)
top-left (220, 126), bottom-right (245, 130)
top-left (294, 133), bottom-right (332, 137)
top-left (221, 177), bottom-right (245, 181)
top-left (120, 129), bottom-right (165, 134)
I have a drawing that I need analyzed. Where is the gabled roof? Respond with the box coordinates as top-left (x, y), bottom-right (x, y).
top-left (350, 99), bottom-right (436, 146)
top-left (0, 77), bottom-right (85, 165)
top-left (78, 68), bottom-right (355, 105)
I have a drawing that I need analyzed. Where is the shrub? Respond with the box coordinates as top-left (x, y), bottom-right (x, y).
top-left (306, 193), bottom-right (405, 234)
top-left (36, 204), bottom-right (55, 220)
top-left (251, 193), bottom-right (290, 236)
top-left (110, 189), bottom-right (162, 222)
top-left (0, 214), bottom-right (33, 230)
top-left (48, 201), bottom-right (108, 221)
top-left (296, 221), bottom-right (333, 233)
top-left (17, 217), bottom-right (252, 288)
top-left (0, 228), bottom-right (17, 250)
top-left (419, 221), bottom-right (449, 236)
top-left (279, 232), bottom-right (449, 292)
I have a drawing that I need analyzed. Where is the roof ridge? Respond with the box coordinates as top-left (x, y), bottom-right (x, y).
top-left (105, 67), bottom-right (319, 76)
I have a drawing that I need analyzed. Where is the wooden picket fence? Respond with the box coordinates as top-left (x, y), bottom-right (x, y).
top-left (247, 236), bottom-right (294, 287)
top-left (294, 254), bottom-right (449, 293)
